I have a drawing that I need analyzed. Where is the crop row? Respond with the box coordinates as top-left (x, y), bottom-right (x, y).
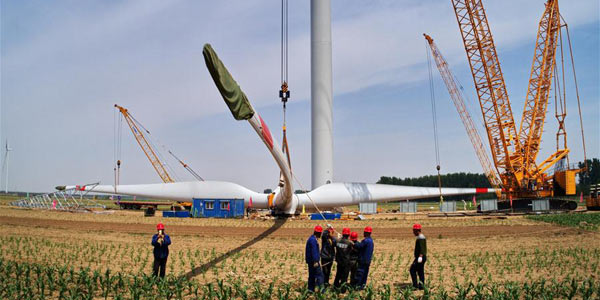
top-left (1, 234), bottom-right (598, 289)
top-left (527, 213), bottom-right (600, 230)
top-left (1, 257), bottom-right (598, 300)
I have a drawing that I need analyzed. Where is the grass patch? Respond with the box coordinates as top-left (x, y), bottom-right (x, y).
top-left (527, 213), bottom-right (600, 230)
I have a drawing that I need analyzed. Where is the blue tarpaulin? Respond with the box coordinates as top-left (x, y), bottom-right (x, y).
top-left (310, 213), bottom-right (341, 220)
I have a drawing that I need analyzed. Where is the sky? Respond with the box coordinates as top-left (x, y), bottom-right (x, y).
top-left (1, 0), bottom-right (598, 193)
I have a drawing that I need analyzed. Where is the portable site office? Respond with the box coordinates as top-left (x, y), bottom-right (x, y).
top-left (191, 198), bottom-right (245, 218)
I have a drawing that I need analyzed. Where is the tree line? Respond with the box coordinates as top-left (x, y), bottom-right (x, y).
top-left (378, 172), bottom-right (491, 188)
top-left (578, 158), bottom-right (600, 194)
top-left (378, 157), bottom-right (599, 200)
top-left (377, 172), bottom-right (492, 202)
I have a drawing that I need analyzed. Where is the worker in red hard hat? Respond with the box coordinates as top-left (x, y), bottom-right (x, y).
top-left (305, 225), bottom-right (324, 292)
top-left (333, 227), bottom-right (353, 291)
top-left (352, 226), bottom-right (374, 289)
top-left (410, 223), bottom-right (427, 290)
top-left (151, 223), bottom-right (171, 278)
top-left (348, 232), bottom-right (360, 287)
top-left (320, 225), bottom-right (336, 287)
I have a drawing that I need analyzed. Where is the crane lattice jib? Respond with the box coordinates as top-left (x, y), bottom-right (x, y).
top-left (424, 34), bottom-right (502, 190)
top-left (451, 0), bottom-right (523, 190)
top-left (519, 0), bottom-right (561, 176)
top-left (115, 105), bottom-right (175, 183)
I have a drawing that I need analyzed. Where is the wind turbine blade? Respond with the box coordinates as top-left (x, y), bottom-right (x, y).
top-left (202, 43), bottom-right (295, 214)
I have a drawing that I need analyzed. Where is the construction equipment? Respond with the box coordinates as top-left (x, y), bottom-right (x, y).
top-left (587, 183), bottom-right (600, 211)
top-left (447, 0), bottom-right (584, 209)
top-left (13, 184), bottom-right (106, 211)
top-left (114, 199), bottom-right (171, 210)
top-left (424, 34), bottom-right (502, 192)
top-left (114, 104), bottom-right (202, 209)
top-left (114, 104), bottom-right (174, 184)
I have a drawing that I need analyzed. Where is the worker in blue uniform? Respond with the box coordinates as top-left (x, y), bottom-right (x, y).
top-left (151, 223), bottom-right (171, 278)
top-left (352, 226), bottom-right (374, 290)
top-left (305, 225), bottom-right (324, 292)
top-left (348, 232), bottom-right (360, 287)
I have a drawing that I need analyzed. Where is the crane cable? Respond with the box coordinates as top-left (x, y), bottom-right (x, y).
top-left (128, 113), bottom-right (181, 182)
top-left (277, 0), bottom-right (331, 228)
top-left (562, 19), bottom-right (588, 173)
top-left (114, 107), bottom-right (205, 183)
top-left (279, 0), bottom-right (292, 170)
top-left (129, 113), bottom-right (207, 182)
top-left (114, 109), bottom-right (123, 192)
top-left (426, 40), bottom-right (444, 204)
top-left (292, 173), bottom-right (331, 228)
top-left (553, 24), bottom-right (567, 158)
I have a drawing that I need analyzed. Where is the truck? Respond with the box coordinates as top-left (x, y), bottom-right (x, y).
top-left (586, 183), bottom-right (600, 211)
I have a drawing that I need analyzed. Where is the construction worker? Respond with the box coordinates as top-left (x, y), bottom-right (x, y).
top-left (151, 223), bottom-right (171, 278)
top-left (348, 232), bottom-right (360, 287)
top-left (320, 226), bottom-right (336, 286)
top-left (410, 223), bottom-right (427, 290)
top-left (305, 225), bottom-right (324, 292)
top-left (333, 227), bottom-right (353, 291)
top-left (353, 226), bottom-right (374, 290)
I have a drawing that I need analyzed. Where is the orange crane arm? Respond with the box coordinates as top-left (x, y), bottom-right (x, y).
top-left (450, 0), bottom-right (523, 191)
top-left (424, 34), bottom-right (502, 190)
top-left (518, 0), bottom-right (561, 175)
top-left (114, 104), bottom-right (175, 184)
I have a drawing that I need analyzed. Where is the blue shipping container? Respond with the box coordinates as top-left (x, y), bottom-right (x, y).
top-left (162, 211), bottom-right (190, 218)
top-left (191, 198), bottom-right (245, 218)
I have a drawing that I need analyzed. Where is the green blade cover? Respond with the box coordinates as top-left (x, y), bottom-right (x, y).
top-left (203, 43), bottom-right (254, 120)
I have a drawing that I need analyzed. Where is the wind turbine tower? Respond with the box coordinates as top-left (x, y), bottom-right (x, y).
top-left (2, 140), bottom-right (11, 194)
top-left (311, 0), bottom-right (334, 189)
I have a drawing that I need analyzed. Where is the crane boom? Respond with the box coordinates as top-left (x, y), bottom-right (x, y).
top-left (450, 0), bottom-right (579, 199)
top-left (519, 0), bottom-right (561, 175)
top-left (424, 34), bottom-right (502, 190)
top-left (114, 104), bottom-right (175, 184)
top-left (451, 0), bottom-right (524, 193)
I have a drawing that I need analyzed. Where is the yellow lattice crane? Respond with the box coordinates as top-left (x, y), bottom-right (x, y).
top-left (424, 34), bottom-right (502, 192)
top-left (449, 0), bottom-right (581, 201)
top-left (114, 104), bottom-right (175, 184)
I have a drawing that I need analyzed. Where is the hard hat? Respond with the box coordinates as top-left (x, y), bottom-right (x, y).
top-left (342, 227), bottom-right (351, 235)
top-left (157, 223), bottom-right (165, 230)
top-left (350, 232), bottom-right (358, 241)
top-left (364, 226), bottom-right (373, 233)
top-left (413, 223), bottom-right (422, 230)
top-left (314, 225), bottom-right (323, 233)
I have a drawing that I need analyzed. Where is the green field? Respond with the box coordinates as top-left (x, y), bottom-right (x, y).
top-left (527, 213), bottom-right (600, 230)
top-left (1, 257), bottom-right (598, 300)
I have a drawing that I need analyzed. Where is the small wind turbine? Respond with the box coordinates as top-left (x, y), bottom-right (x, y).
top-left (2, 140), bottom-right (12, 194)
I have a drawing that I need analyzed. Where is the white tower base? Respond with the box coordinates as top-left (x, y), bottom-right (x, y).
top-left (310, 0), bottom-right (334, 190)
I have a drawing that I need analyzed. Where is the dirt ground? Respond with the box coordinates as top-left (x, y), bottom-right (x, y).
top-left (0, 214), bottom-right (578, 239)
top-left (1, 205), bottom-right (598, 290)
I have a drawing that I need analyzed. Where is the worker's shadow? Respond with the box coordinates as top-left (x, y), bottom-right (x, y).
top-left (394, 282), bottom-right (414, 289)
top-left (393, 282), bottom-right (412, 289)
top-left (180, 218), bottom-right (287, 280)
